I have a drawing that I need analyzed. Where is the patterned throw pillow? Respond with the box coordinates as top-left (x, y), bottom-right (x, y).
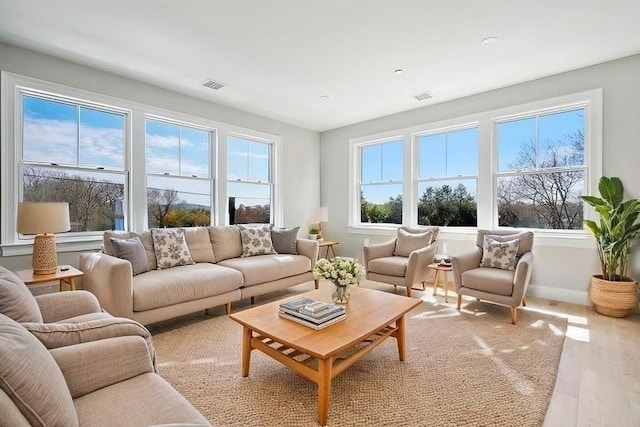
top-left (151, 228), bottom-right (195, 269)
top-left (238, 225), bottom-right (276, 257)
top-left (480, 236), bottom-right (519, 270)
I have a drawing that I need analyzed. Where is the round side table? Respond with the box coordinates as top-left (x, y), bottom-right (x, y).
top-left (427, 262), bottom-right (452, 303)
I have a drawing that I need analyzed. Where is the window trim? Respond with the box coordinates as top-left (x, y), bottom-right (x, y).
top-left (1, 71), bottom-right (284, 255)
top-left (348, 89), bottom-right (603, 247)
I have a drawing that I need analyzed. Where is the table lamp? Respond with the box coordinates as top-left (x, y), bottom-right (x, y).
top-left (317, 207), bottom-right (329, 238)
top-left (17, 202), bottom-right (70, 275)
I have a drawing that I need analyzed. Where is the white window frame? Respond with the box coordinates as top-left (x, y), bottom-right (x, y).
top-left (1, 71), bottom-right (285, 255)
top-left (224, 131), bottom-right (279, 226)
top-left (144, 114), bottom-right (216, 228)
top-left (348, 89), bottom-right (602, 248)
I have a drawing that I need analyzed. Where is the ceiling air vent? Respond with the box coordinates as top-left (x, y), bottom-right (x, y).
top-left (201, 79), bottom-right (225, 90)
top-left (413, 91), bottom-right (432, 101)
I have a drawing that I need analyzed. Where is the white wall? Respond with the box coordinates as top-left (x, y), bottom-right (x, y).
top-left (0, 42), bottom-right (321, 274)
top-left (320, 54), bottom-right (640, 305)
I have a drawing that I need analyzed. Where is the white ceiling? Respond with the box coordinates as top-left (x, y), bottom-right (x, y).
top-left (1, 1), bottom-right (639, 132)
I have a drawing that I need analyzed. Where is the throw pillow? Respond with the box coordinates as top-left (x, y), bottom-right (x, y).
top-left (480, 236), bottom-right (520, 270)
top-left (151, 228), bottom-right (195, 269)
top-left (110, 237), bottom-right (149, 276)
top-left (393, 228), bottom-right (433, 257)
top-left (271, 227), bottom-right (300, 254)
top-left (0, 265), bottom-right (43, 323)
top-left (238, 225), bottom-right (276, 257)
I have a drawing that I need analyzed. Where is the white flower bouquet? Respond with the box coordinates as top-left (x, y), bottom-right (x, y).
top-left (313, 257), bottom-right (365, 288)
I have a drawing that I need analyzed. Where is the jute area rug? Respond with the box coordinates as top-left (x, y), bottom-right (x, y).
top-left (150, 296), bottom-right (567, 427)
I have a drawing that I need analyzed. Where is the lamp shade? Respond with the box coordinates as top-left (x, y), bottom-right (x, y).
top-left (17, 202), bottom-right (70, 235)
top-left (317, 207), bottom-right (329, 223)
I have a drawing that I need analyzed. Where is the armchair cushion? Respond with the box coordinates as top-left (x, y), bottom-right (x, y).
top-left (0, 313), bottom-right (78, 426)
top-left (479, 236), bottom-right (519, 270)
top-left (110, 237), bottom-right (149, 276)
top-left (393, 228), bottom-right (433, 257)
top-left (35, 291), bottom-right (102, 323)
top-left (476, 230), bottom-right (533, 256)
top-left (461, 268), bottom-right (515, 296)
top-left (0, 266), bottom-right (43, 323)
top-left (368, 256), bottom-right (408, 277)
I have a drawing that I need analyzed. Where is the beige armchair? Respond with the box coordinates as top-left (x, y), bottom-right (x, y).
top-left (363, 226), bottom-right (439, 297)
top-left (0, 312), bottom-right (210, 426)
top-left (451, 229), bottom-right (534, 324)
top-left (0, 265), bottom-right (153, 355)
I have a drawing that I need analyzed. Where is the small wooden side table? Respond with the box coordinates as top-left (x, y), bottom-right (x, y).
top-left (318, 240), bottom-right (339, 259)
top-left (427, 262), bottom-right (452, 303)
top-left (14, 266), bottom-right (84, 292)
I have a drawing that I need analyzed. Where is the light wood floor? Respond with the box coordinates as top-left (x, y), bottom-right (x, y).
top-left (202, 279), bottom-right (640, 426)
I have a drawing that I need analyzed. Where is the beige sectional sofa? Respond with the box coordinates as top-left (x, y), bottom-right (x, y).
top-left (79, 226), bottom-right (319, 325)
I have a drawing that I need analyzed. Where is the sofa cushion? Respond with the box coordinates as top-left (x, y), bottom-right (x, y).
top-left (132, 264), bottom-right (243, 312)
top-left (393, 228), bottom-right (433, 257)
top-left (238, 225), bottom-right (276, 257)
top-left (462, 268), bottom-right (514, 296)
top-left (183, 227), bottom-right (216, 263)
top-left (0, 313), bottom-right (79, 427)
top-left (271, 227), bottom-right (299, 255)
top-left (480, 236), bottom-right (519, 271)
top-left (208, 225), bottom-right (242, 262)
top-left (367, 256), bottom-right (408, 277)
top-left (104, 231), bottom-right (157, 271)
top-left (151, 228), bottom-right (195, 270)
top-left (0, 265), bottom-right (43, 323)
top-left (218, 254), bottom-right (311, 287)
top-left (110, 237), bottom-right (149, 276)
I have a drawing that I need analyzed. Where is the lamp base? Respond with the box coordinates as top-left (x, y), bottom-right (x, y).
top-left (32, 233), bottom-right (58, 275)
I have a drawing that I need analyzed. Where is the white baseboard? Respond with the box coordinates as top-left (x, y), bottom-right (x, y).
top-left (526, 283), bottom-right (590, 306)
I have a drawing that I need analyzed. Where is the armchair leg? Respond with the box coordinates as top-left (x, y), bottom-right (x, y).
top-left (314, 279), bottom-right (319, 290)
top-left (522, 296), bottom-right (527, 307)
top-left (456, 294), bottom-right (462, 310)
top-left (510, 307), bottom-right (517, 325)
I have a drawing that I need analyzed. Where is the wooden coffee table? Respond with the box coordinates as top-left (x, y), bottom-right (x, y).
top-left (229, 286), bottom-right (421, 426)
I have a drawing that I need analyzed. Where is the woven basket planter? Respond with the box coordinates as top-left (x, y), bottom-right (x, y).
top-left (590, 275), bottom-right (639, 318)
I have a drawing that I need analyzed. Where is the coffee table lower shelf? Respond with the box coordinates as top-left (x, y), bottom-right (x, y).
top-left (240, 319), bottom-right (406, 426)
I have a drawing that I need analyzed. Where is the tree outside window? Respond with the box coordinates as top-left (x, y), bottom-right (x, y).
top-left (496, 109), bottom-right (585, 229)
top-left (359, 139), bottom-right (403, 224)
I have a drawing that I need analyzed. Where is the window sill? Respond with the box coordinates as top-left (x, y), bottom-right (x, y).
top-left (1, 238), bottom-right (102, 257)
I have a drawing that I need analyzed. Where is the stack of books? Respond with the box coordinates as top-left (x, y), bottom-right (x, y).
top-left (278, 297), bottom-right (346, 330)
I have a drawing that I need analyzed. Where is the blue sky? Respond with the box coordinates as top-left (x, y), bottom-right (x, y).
top-left (362, 108), bottom-right (584, 204)
top-left (23, 95), bottom-right (272, 209)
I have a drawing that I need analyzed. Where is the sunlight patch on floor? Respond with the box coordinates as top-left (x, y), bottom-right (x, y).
top-left (565, 324), bottom-right (590, 342)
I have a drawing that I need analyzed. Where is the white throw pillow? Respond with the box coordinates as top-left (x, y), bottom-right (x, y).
top-left (238, 225), bottom-right (276, 257)
top-left (480, 236), bottom-right (519, 270)
top-left (151, 228), bottom-right (195, 269)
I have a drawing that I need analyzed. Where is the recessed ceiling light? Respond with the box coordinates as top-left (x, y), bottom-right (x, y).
top-left (394, 69), bottom-right (404, 75)
top-left (481, 36), bottom-right (498, 45)
top-left (320, 95), bottom-right (329, 100)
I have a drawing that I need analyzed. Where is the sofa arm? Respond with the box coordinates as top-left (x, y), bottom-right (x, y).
top-left (404, 241), bottom-right (437, 287)
top-left (79, 252), bottom-right (134, 318)
top-left (451, 248), bottom-right (483, 292)
top-left (35, 290), bottom-right (102, 323)
top-left (51, 335), bottom-right (154, 399)
top-left (512, 251), bottom-right (534, 304)
top-left (296, 238), bottom-right (319, 269)
top-left (363, 239), bottom-right (396, 268)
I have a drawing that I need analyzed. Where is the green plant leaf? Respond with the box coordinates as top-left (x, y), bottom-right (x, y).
top-left (598, 176), bottom-right (623, 207)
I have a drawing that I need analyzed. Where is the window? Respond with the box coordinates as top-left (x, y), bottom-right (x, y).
top-left (496, 108), bottom-right (585, 229)
top-left (348, 89), bottom-right (601, 237)
top-left (21, 93), bottom-right (126, 233)
top-left (359, 139), bottom-right (403, 224)
top-left (416, 126), bottom-right (478, 226)
top-left (145, 118), bottom-right (213, 228)
top-left (227, 134), bottom-right (272, 224)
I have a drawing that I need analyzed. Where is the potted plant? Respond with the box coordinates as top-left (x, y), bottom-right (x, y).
top-left (308, 226), bottom-right (320, 240)
top-left (580, 176), bottom-right (640, 317)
